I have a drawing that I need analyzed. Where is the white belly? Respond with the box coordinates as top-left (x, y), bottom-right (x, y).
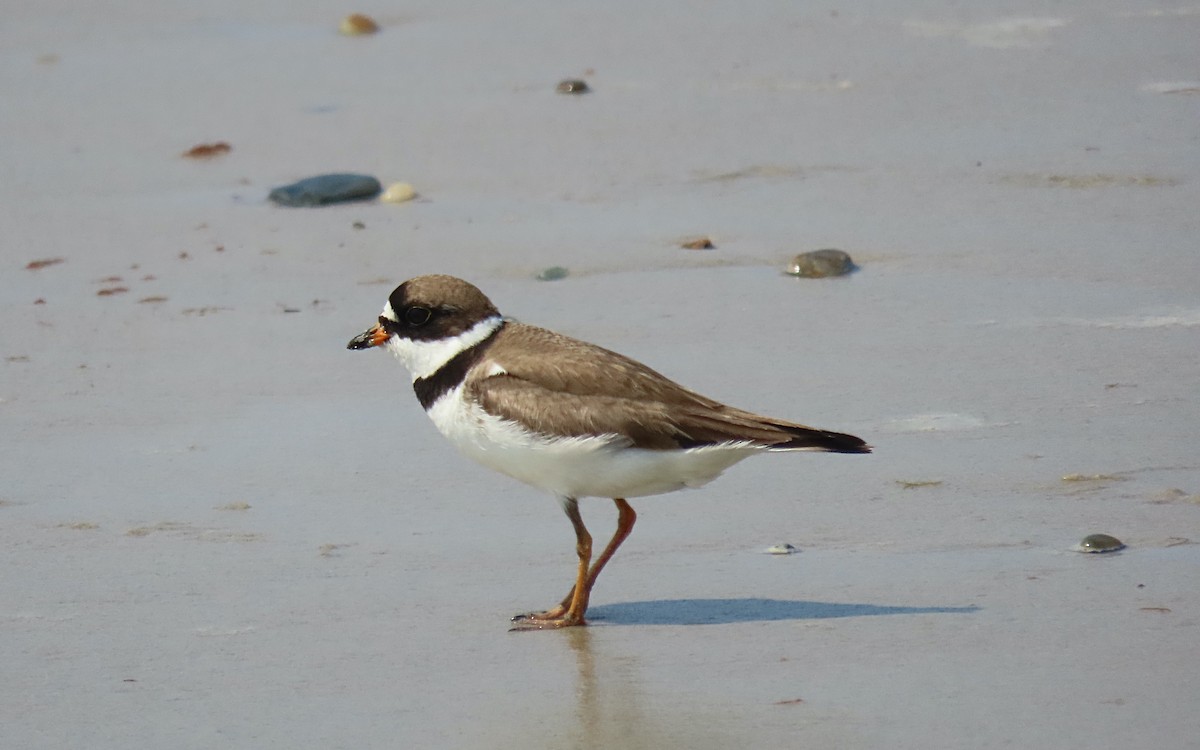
top-left (425, 387), bottom-right (762, 499)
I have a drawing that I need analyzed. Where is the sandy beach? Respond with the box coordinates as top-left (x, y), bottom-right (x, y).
top-left (3, 2), bottom-right (1199, 748)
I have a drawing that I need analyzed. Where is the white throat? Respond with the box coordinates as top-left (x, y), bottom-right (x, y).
top-left (381, 308), bottom-right (503, 381)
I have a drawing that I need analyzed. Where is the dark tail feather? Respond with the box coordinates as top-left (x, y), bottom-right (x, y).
top-left (774, 426), bottom-right (871, 454)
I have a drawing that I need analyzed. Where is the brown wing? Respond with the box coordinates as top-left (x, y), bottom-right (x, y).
top-left (480, 323), bottom-right (725, 407)
top-left (466, 323), bottom-right (870, 453)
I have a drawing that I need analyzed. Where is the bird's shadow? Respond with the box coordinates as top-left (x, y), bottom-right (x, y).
top-left (587, 598), bottom-right (979, 626)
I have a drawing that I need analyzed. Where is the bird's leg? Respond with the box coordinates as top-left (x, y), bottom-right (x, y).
top-left (513, 499), bottom-right (636, 630)
top-left (582, 498), bottom-right (636, 594)
top-left (512, 498), bottom-right (592, 629)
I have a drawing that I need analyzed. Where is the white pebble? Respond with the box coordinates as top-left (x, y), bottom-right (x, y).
top-left (380, 182), bottom-right (417, 203)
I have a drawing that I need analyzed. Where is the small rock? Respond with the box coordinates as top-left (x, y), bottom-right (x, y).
top-left (536, 266), bottom-right (569, 281)
top-left (269, 174), bottom-right (382, 207)
top-left (1072, 534), bottom-right (1126, 553)
top-left (556, 79), bottom-right (590, 94)
top-left (380, 182), bottom-right (417, 203)
top-left (764, 543), bottom-right (797, 555)
top-left (786, 249), bottom-right (855, 278)
top-left (339, 14), bottom-right (379, 35)
top-left (681, 236), bottom-right (715, 250)
top-left (26, 258), bottom-right (65, 270)
top-left (182, 142), bottom-right (231, 159)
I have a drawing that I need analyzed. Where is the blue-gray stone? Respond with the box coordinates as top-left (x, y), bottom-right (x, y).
top-left (269, 173), bottom-right (382, 207)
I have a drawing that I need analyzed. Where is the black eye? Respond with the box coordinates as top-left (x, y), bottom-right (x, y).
top-left (404, 306), bottom-right (432, 326)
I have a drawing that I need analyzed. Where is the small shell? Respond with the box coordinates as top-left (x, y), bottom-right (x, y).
top-left (764, 543), bottom-right (798, 555)
top-left (1071, 534), bottom-right (1126, 553)
top-left (380, 182), bottom-right (417, 203)
top-left (339, 14), bottom-right (379, 35)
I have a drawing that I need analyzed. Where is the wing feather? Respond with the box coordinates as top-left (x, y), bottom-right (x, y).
top-left (465, 322), bottom-right (870, 454)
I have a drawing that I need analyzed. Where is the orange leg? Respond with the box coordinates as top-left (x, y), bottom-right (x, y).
top-left (513, 498), bottom-right (637, 630)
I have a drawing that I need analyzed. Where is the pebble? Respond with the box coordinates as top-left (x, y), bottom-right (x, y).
top-left (1072, 534), bottom-right (1126, 553)
top-left (269, 174), bottom-right (382, 207)
top-left (182, 142), bottom-right (231, 159)
top-left (536, 266), bottom-right (569, 281)
top-left (786, 248), bottom-right (855, 278)
top-left (556, 79), bottom-right (590, 94)
top-left (26, 258), bottom-right (65, 270)
top-left (380, 182), bottom-right (417, 203)
top-left (339, 14), bottom-right (379, 35)
top-left (764, 543), bottom-right (798, 555)
top-left (681, 237), bottom-right (715, 250)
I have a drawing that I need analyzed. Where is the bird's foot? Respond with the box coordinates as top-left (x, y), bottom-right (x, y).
top-left (509, 607), bottom-right (586, 631)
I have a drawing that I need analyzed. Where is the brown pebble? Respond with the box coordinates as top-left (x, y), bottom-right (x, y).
top-left (681, 237), bottom-right (715, 250)
top-left (97, 287), bottom-right (129, 297)
top-left (26, 258), bottom-right (65, 270)
top-left (138, 296), bottom-right (168, 304)
top-left (340, 13), bottom-right (379, 35)
top-left (182, 142), bottom-right (231, 159)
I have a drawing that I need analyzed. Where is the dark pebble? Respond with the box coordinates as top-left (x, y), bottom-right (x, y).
top-left (786, 249), bottom-right (856, 278)
top-left (556, 79), bottom-right (590, 94)
top-left (269, 174), bottom-right (382, 207)
top-left (1075, 533), bottom-right (1126, 553)
top-left (536, 266), bottom-right (569, 281)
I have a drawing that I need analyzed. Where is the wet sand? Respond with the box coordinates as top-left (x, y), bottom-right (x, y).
top-left (3, 3), bottom-right (1199, 748)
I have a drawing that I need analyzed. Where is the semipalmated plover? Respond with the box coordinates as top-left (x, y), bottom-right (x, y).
top-left (348, 275), bottom-right (870, 629)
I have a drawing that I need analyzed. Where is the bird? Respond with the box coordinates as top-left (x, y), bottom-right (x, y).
top-left (347, 275), bottom-right (870, 629)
